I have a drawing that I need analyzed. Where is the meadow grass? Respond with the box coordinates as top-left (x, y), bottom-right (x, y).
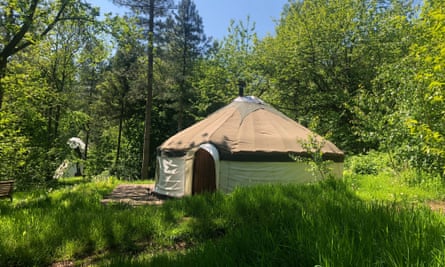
top-left (112, 180), bottom-right (445, 267)
top-left (0, 177), bottom-right (164, 266)
top-left (343, 154), bottom-right (445, 204)
top-left (1, 172), bottom-right (445, 266)
top-left (345, 171), bottom-right (445, 203)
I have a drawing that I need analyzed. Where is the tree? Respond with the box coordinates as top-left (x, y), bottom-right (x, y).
top-left (112, 0), bottom-right (173, 179)
top-left (408, 1), bottom-right (445, 175)
top-left (0, 1), bottom-right (103, 184)
top-left (95, 16), bottom-right (145, 178)
top-left (260, 0), bottom-right (416, 152)
top-left (196, 18), bottom-right (262, 116)
top-left (0, 0), bottom-right (98, 109)
top-left (76, 21), bottom-right (109, 161)
top-left (162, 0), bottom-right (209, 130)
top-left (355, 1), bottom-right (445, 175)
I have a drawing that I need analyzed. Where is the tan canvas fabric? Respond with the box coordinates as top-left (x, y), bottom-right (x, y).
top-left (160, 97), bottom-right (344, 162)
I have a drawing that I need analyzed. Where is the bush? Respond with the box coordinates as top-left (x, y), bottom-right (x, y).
top-left (346, 151), bottom-right (390, 175)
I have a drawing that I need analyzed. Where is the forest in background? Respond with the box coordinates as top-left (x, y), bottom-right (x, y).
top-left (0, 0), bottom-right (444, 186)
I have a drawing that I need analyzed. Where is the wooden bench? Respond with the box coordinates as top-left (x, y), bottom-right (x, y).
top-left (0, 180), bottom-right (15, 201)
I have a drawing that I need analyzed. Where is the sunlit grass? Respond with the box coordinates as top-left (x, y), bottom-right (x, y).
top-left (105, 180), bottom-right (445, 267)
top-left (1, 166), bottom-right (445, 266)
top-left (344, 169), bottom-right (445, 203)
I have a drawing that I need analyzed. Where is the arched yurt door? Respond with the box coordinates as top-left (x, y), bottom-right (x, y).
top-left (192, 148), bottom-right (216, 194)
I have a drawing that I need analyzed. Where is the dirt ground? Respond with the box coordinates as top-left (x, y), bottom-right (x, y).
top-left (100, 183), bottom-right (168, 206)
top-left (427, 200), bottom-right (445, 213)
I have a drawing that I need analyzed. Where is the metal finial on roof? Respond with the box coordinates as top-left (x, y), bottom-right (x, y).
top-left (233, 95), bottom-right (265, 105)
top-left (237, 80), bottom-right (246, 97)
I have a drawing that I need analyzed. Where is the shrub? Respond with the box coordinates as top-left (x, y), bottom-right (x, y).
top-left (346, 151), bottom-right (390, 175)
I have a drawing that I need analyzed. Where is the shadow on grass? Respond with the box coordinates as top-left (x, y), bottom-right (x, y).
top-left (2, 179), bottom-right (445, 266)
top-left (105, 179), bottom-right (445, 267)
top-left (0, 180), bottom-right (145, 266)
top-left (4, 178), bottom-right (110, 212)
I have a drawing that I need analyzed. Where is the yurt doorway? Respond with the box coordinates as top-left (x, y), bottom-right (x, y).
top-left (192, 148), bottom-right (216, 194)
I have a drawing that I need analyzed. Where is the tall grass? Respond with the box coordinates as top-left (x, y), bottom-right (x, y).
top-left (344, 152), bottom-right (445, 203)
top-left (0, 178), bottom-right (166, 266)
top-left (107, 180), bottom-right (445, 267)
top-left (1, 176), bottom-right (445, 266)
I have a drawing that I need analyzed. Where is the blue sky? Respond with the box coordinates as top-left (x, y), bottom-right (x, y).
top-left (89, 0), bottom-right (289, 40)
top-left (192, 0), bottom-right (289, 40)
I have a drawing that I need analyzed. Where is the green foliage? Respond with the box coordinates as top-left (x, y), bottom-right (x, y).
top-left (158, 0), bottom-right (211, 130)
top-left (345, 151), bottom-right (390, 175)
top-left (2, 175), bottom-right (445, 266)
top-left (1, 0), bottom-right (444, 194)
top-left (1, 56), bottom-right (63, 184)
top-left (0, 0), bottom-right (99, 108)
top-left (0, 112), bottom-right (28, 181)
top-left (86, 127), bottom-right (117, 176)
top-left (112, 118), bottom-right (145, 180)
top-left (0, 1), bottom-right (106, 183)
top-left (402, 2), bottom-right (445, 176)
top-left (262, 0), bottom-right (417, 153)
top-left (294, 134), bottom-right (336, 180)
top-left (195, 17), bottom-right (263, 117)
top-left (351, 1), bottom-right (445, 177)
top-left (344, 152), bottom-right (445, 202)
top-left (93, 18), bottom-right (146, 179)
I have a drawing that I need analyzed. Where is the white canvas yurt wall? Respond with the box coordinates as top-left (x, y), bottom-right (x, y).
top-left (218, 160), bottom-right (343, 193)
top-left (155, 96), bottom-right (344, 197)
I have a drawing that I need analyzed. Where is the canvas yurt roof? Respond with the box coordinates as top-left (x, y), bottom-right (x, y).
top-left (159, 96), bottom-right (344, 162)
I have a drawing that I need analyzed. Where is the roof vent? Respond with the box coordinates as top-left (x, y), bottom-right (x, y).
top-left (237, 80), bottom-right (246, 97)
top-left (233, 96), bottom-right (265, 105)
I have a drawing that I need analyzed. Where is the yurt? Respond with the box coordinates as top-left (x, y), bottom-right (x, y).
top-left (154, 96), bottom-right (344, 197)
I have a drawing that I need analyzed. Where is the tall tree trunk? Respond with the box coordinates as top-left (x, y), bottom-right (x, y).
top-left (47, 107), bottom-right (53, 147)
top-left (84, 72), bottom-right (97, 161)
top-left (177, 38), bottom-right (188, 131)
top-left (84, 126), bottom-right (89, 160)
top-left (141, 0), bottom-right (155, 180)
top-left (116, 99), bottom-right (124, 165)
top-left (178, 87), bottom-right (184, 131)
top-left (54, 104), bottom-right (61, 138)
top-left (0, 58), bottom-right (7, 110)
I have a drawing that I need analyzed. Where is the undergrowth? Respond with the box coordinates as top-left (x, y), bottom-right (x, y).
top-left (344, 152), bottom-right (445, 203)
top-left (1, 159), bottom-right (445, 266)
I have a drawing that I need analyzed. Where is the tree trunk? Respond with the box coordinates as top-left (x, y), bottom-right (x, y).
top-left (178, 90), bottom-right (184, 131)
top-left (84, 127), bottom-right (89, 160)
top-left (0, 57), bottom-right (7, 110)
top-left (54, 104), bottom-right (61, 138)
top-left (116, 99), bottom-right (124, 165)
top-left (141, 0), bottom-right (155, 180)
top-left (177, 36), bottom-right (188, 131)
top-left (47, 106), bottom-right (53, 147)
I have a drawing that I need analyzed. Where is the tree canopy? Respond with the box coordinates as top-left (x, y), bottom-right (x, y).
top-left (1, 0), bottom-right (444, 185)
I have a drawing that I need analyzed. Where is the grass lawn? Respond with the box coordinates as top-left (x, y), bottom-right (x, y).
top-left (1, 169), bottom-right (445, 266)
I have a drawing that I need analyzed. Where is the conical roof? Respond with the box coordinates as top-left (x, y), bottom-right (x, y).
top-left (159, 96), bottom-right (344, 162)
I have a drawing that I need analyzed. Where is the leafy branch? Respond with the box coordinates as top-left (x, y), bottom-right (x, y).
top-left (294, 134), bottom-right (334, 180)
